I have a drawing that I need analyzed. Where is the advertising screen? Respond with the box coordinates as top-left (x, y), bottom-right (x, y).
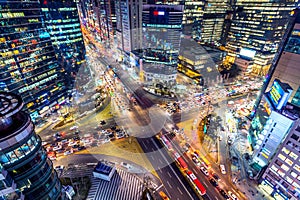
top-left (267, 80), bottom-right (292, 110)
top-left (239, 48), bottom-right (256, 58)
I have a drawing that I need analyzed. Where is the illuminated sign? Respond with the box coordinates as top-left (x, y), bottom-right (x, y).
top-left (153, 11), bottom-right (165, 16)
top-left (267, 79), bottom-right (293, 110)
top-left (239, 48), bottom-right (256, 59)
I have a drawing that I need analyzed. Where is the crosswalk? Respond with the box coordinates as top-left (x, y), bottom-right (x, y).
top-left (87, 168), bottom-right (143, 200)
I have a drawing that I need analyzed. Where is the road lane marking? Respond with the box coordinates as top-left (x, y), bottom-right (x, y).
top-left (167, 171), bottom-right (172, 178)
top-left (177, 187), bottom-right (183, 195)
top-left (150, 138), bottom-right (194, 200)
top-left (158, 159), bottom-right (163, 164)
top-left (158, 167), bottom-right (162, 173)
top-left (202, 181), bottom-right (208, 187)
top-left (166, 181), bottom-right (172, 188)
top-left (155, 184), bottom-right (163, 191)
top-left (215, 196), bottom-right (219, 200)
top-left (141, 141), bottom-right (148, 149)
top-left (150, 155), bottom-right (154, 160)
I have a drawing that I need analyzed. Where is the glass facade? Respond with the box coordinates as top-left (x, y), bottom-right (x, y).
top-left (225, 0), bottom-right (297, 73)
top-left (40, 0), bottom-right (86, 92)
top-left (0, 92), bottom-right (61, 200)
top-left (142, 4), bottom-right (183, 86)
top-left (0, 0), bottom-right (67, 115)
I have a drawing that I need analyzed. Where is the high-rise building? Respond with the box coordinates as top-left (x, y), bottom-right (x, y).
top-left (142, 4), bottom-right (183, 86)
top-left (87, 0), bottom-right (114, 46)
top-left (247, 11), bottom-right (300, 198)
top-left (0, 0), bottom-right (67, 119)
top-left (201, 0), bottom-right (229, 45)
top-left (260, 116), bottom-right (300, 200)
top-left (40, 0), bottom-right (86, 92)
top-left (0, 92), bottom-right (62, 200)
top-left (225, 0), bottom-right (297, 75)
top-left (115, 0), bottom-right (144, 53)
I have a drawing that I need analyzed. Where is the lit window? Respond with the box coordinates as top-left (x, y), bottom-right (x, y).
top-left (277, 169), bottom-right (285, 177)
top-left (285, 158), bottom-right (293, 167)
top-left (281, 164), bottom-right (289, 172)
top-left (293, 182), bottom-right (300, 189)
top-left (282, 147), bottom-right (290, 155)
top-left (278, 153), bottom-right (286, 161)
top-left (291, 171), bottom-right (297, 178)
top-left (286, 176), bottom-right (293, 184)
top-left (293, 164), bottom-right (300, 173)
top-left (289, 151), bottom-right (298, 160)
top-left (271, 165), bottom-right (278, 172)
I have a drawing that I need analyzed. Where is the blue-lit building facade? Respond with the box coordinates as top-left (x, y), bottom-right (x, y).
top-left (142, 4), bottom-right (183, 87)
top-left (0, 92), bottom-right (61, 200)
top-left (0, 0), bottom-right (67, 120)
top-left (40, 0), bottom-right (86, 93)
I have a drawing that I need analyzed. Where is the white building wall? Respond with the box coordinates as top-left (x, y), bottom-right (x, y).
top-left (253, 111), bottom-right (294, 167)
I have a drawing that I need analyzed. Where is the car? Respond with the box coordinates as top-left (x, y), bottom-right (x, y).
top-left (68, 140), bottom-right (79, 147)
top-left (42, 141), bottom-right (48, 146)
top-left (192, 156), bottom-right (200, 166)
top-left (53, 145), bottom-right (62, 151)
top-left (53, 132), bottom-right (62, 138)
top-left (228, 191), bottom-right (239, 200)
top-left (49, 156), bottom-right (56, 160)
top-left (70, 125), bottom-right (78, 131)
top-left (77, 146), bottom-right (86, 151)
top-left (209, 178), bottom-right (219, 187)
top-left (219, 135), bottom-right (223, 141)
top-left (200, 166), bottom-right (209, 176)
top-left (193, 151), bottom-right (200, 158)
top-left (72, 144), bottom-right (80, 149)
top-left (211, 172), bottom-right (221, 181)
top-left (55, 165), bottom-right (64, 171)
top-left (116, 133), bottom-right (125, 139)
top-left (220, 164), bottom-right (226, 174)
top-left (100, 120), bottom-right (106, 125)
top-left (60, 139), bottom-right (69, 145)
top-left (159, 191), bottom-right (170, 200)
top-left (219, 189), bottom-right (230, 200)
top-left (73, 136), bottom-right (80, 141)
top-left (64, 149), bottom-right (73, 156)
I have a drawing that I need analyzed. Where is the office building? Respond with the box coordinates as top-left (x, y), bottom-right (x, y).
top-left (259, 111), bottom-right (300, 200)
top-left (225, 0), bottom-right (297, 76)
top-left (0, 92), bottom-right (61, 200)
top-left (40, 0), bottom-right (86, 92)
top-left (0, 0), bottom-right (67, 119)
top-left (115, 0), bottom-right (144, 53)
top-left (178, 38), bottom-right (225, 85)
top-left (142, 4), bottom-right (183, 86)
top-left (88, 0), bottom-right (114, 46)
top-left (200, 0), bottom-right (228, 45)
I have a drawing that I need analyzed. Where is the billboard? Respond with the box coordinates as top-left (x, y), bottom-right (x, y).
top-left (239, 48), bottom-right (256, 59)
top-left (267, 79), bottom-right (293, 110)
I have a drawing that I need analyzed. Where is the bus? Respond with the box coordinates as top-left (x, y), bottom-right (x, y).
top-left (186, 170), bottom-right (206, 196)
top-left (160, 135), bottom-right (172, 150)
top-left (173, 151), bottom-right (188, 170)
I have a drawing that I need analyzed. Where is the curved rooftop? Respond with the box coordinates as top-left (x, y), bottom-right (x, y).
top-left (0, 92), bottom-right (23, 119)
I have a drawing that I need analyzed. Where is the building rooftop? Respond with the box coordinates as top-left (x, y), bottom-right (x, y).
top-left (93, 162), bottom-right (115, 176)
top-left (179, 38), bottom-right (224, 62)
